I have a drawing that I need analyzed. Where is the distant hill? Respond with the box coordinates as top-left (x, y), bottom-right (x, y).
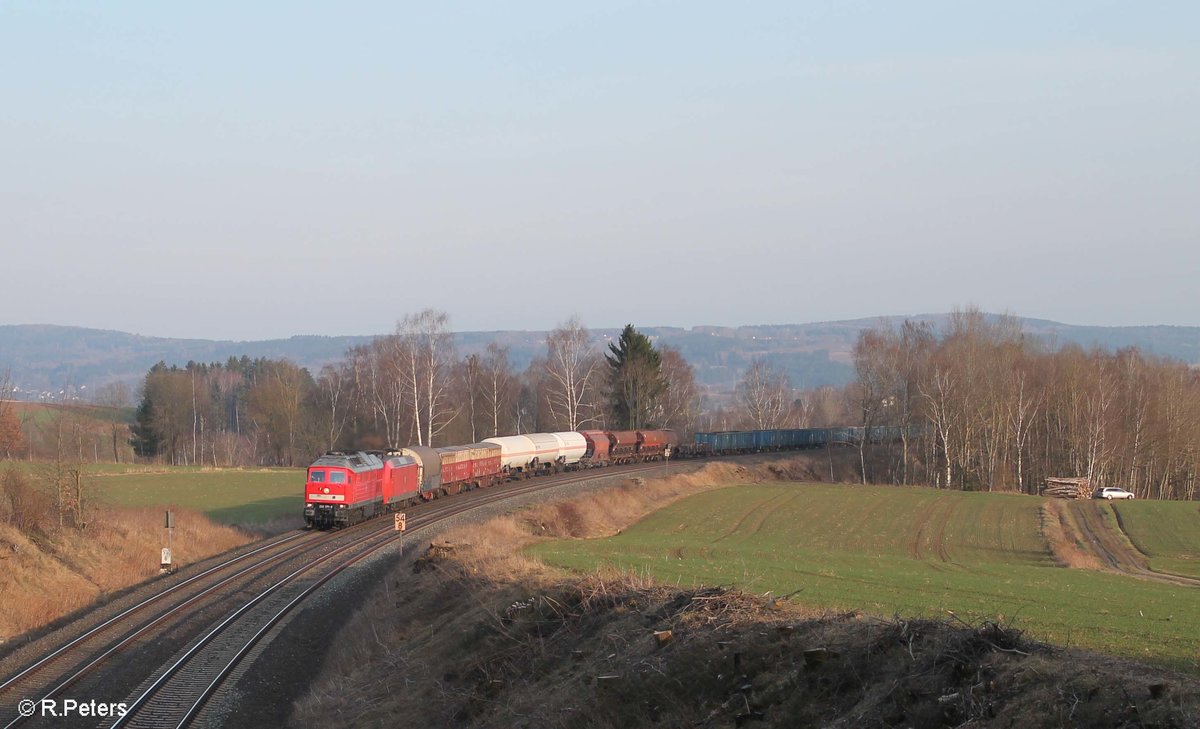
top-left (0, 325), bottom-right (377, 400)
top-left (2, 316), bottom-right (1199, 401)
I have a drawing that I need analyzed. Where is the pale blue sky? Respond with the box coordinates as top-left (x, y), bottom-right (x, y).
top-left (3, 2), bottom-right (1197, 339)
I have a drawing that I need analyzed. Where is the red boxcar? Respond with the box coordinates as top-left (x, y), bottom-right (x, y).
top-left (435, 446), bottom-right (473, 493)
top-left (578, 430), bottom-right (611, 466)
top-left (465, 442), bottom-right (503, 483)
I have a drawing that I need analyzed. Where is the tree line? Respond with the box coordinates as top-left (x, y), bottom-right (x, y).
top-left (129, 311), bottom-right (699, 467)
top-left (843, 310), bottom-right (1200, 499)
top-left (694, 310), bottom-right (1200, 501)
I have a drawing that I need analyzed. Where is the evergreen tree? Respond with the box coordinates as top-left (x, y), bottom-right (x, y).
top-left (131, 361), bottom-right (169, 457)
top-left (605, 324), bottom-right (667, 429)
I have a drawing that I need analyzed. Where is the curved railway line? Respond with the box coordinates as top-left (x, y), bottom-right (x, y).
top-left (0, 462), bottom-right (675, 729)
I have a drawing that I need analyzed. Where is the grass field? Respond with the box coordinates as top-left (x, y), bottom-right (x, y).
top-left (2, 456), bottom-right (304, 525)
top-left (1114, 500), bottom-right (1200, 579)
top-left (11, 401), bottom-right (134, 426)
top-left (3, 461), bottom-right (197, 476)
top-left (91, 468), bottom-right (304, 525)
top-left (531, 483), bottom-right (1200, 670)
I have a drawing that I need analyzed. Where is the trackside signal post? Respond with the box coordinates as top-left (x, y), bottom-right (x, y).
top-left (161, 510), bottom-right (174, 573)
top-left (395, 512), bottom-right (407, 551)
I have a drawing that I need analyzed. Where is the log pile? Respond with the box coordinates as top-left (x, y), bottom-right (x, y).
top-left (1041, 477), bottom-right (1091, 499)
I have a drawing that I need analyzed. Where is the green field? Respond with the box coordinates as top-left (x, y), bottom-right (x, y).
top-left (531, 484), bottom-right (1200, 670)
top-left (1114, 500), bottom-right (1200, 579)
top-left (4, 461), bottom-right (191, 477)
top-left (91, 467), bottom-right (304, 525)
top-left (2, 456), bottom-right (303, 525)
top-left (11, 401), bottom-right (133, 427)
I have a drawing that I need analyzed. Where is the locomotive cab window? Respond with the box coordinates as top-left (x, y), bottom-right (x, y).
top-left (309, 469), bottom-right (326, 483)
top-left (329, 471), bottom-right (348, 484)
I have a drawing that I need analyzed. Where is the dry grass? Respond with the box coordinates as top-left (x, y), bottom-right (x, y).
top-left (0, 507), bottom-right (250, 641)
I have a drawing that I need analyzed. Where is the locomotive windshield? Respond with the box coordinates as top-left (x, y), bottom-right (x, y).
top-left (309, 469), bottom-right (326, 482)
top-left (329, 471), bottom-right (347, 483)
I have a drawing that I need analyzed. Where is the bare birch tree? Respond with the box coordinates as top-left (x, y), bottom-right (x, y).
top-left (738, 359), bottom-right (790, 429)
top-left (481, 342), bottom-right (516, 437)
top-left (1006, 366), bottom-right (1042, 493)
top-left (396, 308), bottom-right (457, 446)
top-left (317, 363), bottom-right (352, 451)
top-left (543, 317), bottom-right (601, 430)
top-left (357, 339), bottom-right (409, 448)
top-left (921, 366), bottom-right (957, 489)
top-left (458, 353), bottom-right (483, 443)
top-left (852, 328), bottom-right (898, 484)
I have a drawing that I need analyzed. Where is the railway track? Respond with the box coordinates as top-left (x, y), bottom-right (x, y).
top-left (0, 462), bottom-right (673, 729)
top-left (0, 529), bottom-right (329, 727)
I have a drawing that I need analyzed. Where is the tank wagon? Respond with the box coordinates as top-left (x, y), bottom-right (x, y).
top-left (482, 431), bottom-right (587, 476)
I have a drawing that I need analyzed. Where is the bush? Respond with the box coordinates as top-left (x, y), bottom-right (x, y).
top-left (1, 466), bottom-right (54, 534)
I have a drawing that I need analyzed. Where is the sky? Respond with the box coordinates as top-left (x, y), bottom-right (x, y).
top-left (2, 2), bottom-right (1198, 341)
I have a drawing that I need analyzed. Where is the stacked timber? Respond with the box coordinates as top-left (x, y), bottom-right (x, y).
top-left (1042, 477), bottom-right (1091, 499)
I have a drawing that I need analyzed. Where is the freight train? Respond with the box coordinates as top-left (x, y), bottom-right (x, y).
top-left (303, 429), bottom-right (678, 528)
top-left (302, 425), bottom-right (915, 529)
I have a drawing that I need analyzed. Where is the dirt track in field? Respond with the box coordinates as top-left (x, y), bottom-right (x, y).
top-left (908, 497), bottom-right (956, 563)
top-left (1051, 499), bottom-right (1200, 588)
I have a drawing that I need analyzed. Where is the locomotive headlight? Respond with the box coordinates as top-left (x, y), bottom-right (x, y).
top-left (323, 487), bottom-right (330, 494)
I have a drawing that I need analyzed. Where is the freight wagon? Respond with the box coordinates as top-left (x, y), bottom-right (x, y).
top-left (579, 429), bottom-right (611, 466)
top-left (688, 426), bottom-right (920, 457)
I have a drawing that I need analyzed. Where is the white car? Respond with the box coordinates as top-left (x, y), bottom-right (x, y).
top-left (1094, 487), bottom-right (1135, 500)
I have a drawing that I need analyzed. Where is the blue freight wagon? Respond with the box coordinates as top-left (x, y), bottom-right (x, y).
top-left (692, 425), bottom-right (921, 455)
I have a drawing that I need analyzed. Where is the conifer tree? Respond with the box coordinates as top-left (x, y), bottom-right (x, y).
top-left (605, 324), bottom-right (666, 429)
